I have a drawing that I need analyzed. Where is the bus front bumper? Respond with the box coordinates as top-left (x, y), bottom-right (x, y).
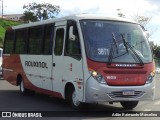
top-left (85, 77), bottom-right (155, 103)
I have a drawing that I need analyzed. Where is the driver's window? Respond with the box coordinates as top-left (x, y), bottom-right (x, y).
top-left (65, 21), bottom-right (81, 60)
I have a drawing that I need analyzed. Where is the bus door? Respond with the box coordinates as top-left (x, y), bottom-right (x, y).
top-left (52, 21), bottom-right (66, 94)
top-left (62, 20), bottom-right (84, 102)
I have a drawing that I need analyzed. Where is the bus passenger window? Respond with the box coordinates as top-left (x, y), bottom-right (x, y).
top-left (15, 29), bottom-right (26, 54)
top-left (43, 24), bottom-right (53, 55)
top-left (54, 29), bottom-right (64, 56)
top-left (4, 31), bottom-right (15, 54)
top-left (29, 26), bottom-right (43, 54)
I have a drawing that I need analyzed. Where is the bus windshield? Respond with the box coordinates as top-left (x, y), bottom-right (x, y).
top-left (80, 20), bottom-right (152, 63)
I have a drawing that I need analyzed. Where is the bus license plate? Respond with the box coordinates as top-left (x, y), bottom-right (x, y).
top-left (122, 90), bottom-right (135, 95)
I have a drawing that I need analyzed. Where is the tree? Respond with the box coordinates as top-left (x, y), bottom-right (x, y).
top-left (23, 2), bottom-right (61, 22)
top-left (21, 11), bottom-right (38, 23)
top-left (132, 15), bottom-right (157, 37)
top-left (132, 15), bottom-right (151, 27)
top-left (153, 44), bottom-right (160, 59)
top-left (117, 9), bottom-right (126, 18)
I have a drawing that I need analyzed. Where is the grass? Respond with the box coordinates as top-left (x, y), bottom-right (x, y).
top-left (0, 19), bottom-right (22, 47)
top-left (0, 26), bottom-right (5, 38)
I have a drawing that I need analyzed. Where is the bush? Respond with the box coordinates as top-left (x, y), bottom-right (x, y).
top-left (0, 37), bottom-right (3, 48)
top-left (0, 19), bottom-right (22, 47)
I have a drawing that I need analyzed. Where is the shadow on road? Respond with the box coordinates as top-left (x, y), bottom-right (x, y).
top-left (0, 89), bottom-right (126, 112)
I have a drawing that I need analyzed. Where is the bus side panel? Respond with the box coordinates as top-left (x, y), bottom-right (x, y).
top-left (3, 54), bottom-right (21, 85)
top-left (62, 56), bottom-right (84, 101)
top-left (3, 54), bottom-right (34, 88)
top-left (20, 55), bottom-right (52, 90)
top-left (20, 55), bottom-right (63, 98)
top-left (3, 54), bottom-right (63, 98)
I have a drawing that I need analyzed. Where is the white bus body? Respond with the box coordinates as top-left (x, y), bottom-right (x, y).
top-left (3, 14), bottom-right (155, 109)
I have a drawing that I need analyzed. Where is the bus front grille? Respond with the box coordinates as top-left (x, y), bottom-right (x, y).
top-left (107, 91), bottom-right (145, 98)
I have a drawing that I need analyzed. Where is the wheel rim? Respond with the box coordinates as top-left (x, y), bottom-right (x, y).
top-left (72, 90), bottom-right (80, 107)
top-left (20, 80), bottom-right (24, 92)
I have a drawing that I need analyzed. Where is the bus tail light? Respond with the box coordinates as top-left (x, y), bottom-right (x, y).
top-left (146, 71), bottom-right (155, 84)
top-left (89, 70), bottom-right (106, 84)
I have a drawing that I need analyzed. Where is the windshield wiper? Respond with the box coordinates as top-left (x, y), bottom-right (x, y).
top-left (107, 44), bottom-right (114, 65)
top-left (121, 34), bottom-right (129, 53)
top-left (121, 34), bottom-right (144, 66)
top-left (107, 33), bottom-right (119, 65)
top-left (112, 32), bottom-right (119, 54)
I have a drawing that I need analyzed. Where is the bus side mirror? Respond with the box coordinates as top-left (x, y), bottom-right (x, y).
top-left (141, 25), bottom-right (150, 39)
top-left (69, 26), bottom-right (76, 41)
top-left (145, 30), bottom-right (149, 39)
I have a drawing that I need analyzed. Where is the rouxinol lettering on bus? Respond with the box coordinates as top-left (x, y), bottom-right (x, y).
top-left (25, 61), bottom-right (48, 69)
top-left (3, 14), bottom-right (155, 110)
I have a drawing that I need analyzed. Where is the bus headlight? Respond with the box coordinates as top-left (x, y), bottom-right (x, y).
top-left (146, 71), bottom-right (155, 84)
top-left (90, 71), bottom-right (106, 84)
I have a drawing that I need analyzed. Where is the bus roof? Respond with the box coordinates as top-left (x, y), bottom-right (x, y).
top-left (11, 14), bottom-right (137, 30)
top-left (75, 14), bottom-right (137, 23)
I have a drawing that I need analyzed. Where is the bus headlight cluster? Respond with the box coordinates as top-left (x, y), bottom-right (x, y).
top-left (90, 71), bottom-right (106, 84)
top-left (146, 71), bottom-right (155, 84)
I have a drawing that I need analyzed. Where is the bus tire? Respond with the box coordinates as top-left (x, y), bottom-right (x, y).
top-left (20, 78), bottom-right (27, 95)
top-left (120, 101), bottom-right (139, 110)
top-left (69, 87), bottom-right (83, 110)
top-left (19, 78), bottom-right (34, 95)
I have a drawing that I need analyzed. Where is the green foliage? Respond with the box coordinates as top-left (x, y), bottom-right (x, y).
top-left (22, 11), bottom-right (38, 23)
top-left (0, 27), bottom-right (4, 47)
top-left (0, 26), bottom-right (5, 38)
top-left (0, 18), bottom-right (22, 47)
top-left (0, 18), bottom-right (21, 29)
top-left (153, 44), bottom-right (160, 60)
top-left (23, 2), bottom-right (61, 22)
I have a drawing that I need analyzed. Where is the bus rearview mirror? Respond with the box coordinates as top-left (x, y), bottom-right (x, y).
top-left (69, 26), bottom-right (76, 41)
top-left (145, 30), bottom-right (149, 39)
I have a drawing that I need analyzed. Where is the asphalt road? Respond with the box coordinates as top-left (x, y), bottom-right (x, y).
top-left (0, 74), bottom-right (160, 120)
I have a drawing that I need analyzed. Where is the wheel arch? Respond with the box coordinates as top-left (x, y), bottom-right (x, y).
top-left (16, 74), bottom-right (22, 86)
top-left (64, 82), bottom-right (75, 100)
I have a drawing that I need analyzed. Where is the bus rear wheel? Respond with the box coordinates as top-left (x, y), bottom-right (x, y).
top-left (20, 78), bottom-right (27, 95)
top-left (120, 101), bottom-right (139, 110)
top-left (19, 77), bottom-right (34, 95)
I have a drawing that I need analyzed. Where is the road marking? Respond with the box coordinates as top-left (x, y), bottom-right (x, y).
top-left (154, 100), bottom-right (160, 105)
top-left (143, 109), bottom-right (151, 111)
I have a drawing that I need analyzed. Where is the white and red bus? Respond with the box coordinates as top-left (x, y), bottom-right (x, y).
top-left (3, 14), bottom-right (155, 109)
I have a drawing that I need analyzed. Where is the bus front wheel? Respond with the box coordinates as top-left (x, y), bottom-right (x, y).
top-left (69, 88), bottom-right (83, 110)
top-left (120, 101), bottom-right (139, 110)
